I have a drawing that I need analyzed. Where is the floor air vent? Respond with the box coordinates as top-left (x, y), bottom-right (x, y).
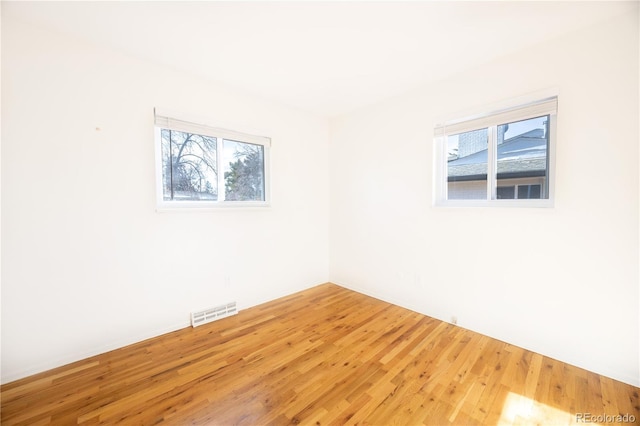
top-left (191, 302), bottom-right (237, 327)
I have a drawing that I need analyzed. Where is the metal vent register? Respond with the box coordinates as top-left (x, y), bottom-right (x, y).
top-left (191, 302), bottom-right (237, 327)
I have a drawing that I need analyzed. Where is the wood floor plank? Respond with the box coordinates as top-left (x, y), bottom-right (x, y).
top-left (2, 283), bottom-right (638, 425)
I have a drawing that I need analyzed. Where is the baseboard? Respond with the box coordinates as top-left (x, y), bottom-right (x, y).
top-left (330, 280), bottom-right (640, 388)
top-left (1, 320), bottom-right (190, 385)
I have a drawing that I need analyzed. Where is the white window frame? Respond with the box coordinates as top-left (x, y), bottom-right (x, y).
top-left (433, 94), bottom-right (557, 208)
top-left (154, 108), bottom-right (271, 210)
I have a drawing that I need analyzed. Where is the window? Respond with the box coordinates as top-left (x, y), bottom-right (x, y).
top-left (434, 96), bottom-right (556, 207)
top-left (154, 110), bottom-right (270, 208)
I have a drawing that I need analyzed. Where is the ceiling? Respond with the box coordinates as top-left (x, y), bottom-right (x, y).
top-left (4, 1), bottom-right (637, 117)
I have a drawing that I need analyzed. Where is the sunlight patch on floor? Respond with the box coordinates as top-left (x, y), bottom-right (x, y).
top-left (498, 392), bottom-right (598, 426)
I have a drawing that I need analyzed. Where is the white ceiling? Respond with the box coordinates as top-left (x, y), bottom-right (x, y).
top-left (4, 1), bottom-right (637, 117)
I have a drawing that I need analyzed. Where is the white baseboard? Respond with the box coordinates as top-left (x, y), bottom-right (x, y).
top-left (1, 320), bottom-right (190, 385)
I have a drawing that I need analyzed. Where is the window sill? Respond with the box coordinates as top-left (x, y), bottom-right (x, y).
top-left (156, 201), bottom-right (271, 212)
top-left (433, 199), bottom-right (554, 208)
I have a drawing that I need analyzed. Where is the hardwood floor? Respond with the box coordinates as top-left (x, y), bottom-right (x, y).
top-left (2, 283), bottom-right (639, 425)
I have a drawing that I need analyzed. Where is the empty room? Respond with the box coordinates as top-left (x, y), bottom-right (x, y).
top-left (1, 1), bottom-right (639, 424)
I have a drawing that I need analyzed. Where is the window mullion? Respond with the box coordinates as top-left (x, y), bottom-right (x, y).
top-left (487, 125), bottom-right (497, 200)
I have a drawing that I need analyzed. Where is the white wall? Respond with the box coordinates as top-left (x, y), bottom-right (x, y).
top-left (329, 11), bottom-right (639, 387)
top-left (1, 17), bottom-right (330, 383)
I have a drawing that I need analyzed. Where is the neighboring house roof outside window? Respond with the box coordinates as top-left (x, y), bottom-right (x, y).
top-left (448, 129), bottom-right (547, 182)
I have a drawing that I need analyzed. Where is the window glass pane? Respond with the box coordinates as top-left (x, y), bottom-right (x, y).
top-left (161, 129), bottom-right (218, 201)
top-left (497, 116), bottom-right (548, 199)
top-left (447, 129), bottom-right (488, 200)
top-left (161, 129), bottom-right (172, 201)
top-left (497, 186), bottom-right (515, 199)
top-left (223, 140), bottom-right (265, 201)
top-left (518, 184), bottom-right (541, 199)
